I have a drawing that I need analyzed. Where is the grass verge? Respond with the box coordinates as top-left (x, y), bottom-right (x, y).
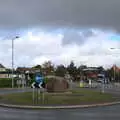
top-left (0, 89), bottom-right (118, 105)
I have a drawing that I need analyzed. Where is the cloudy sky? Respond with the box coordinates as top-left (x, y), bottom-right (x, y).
top-left (0, 0), bottom-right (120, 68)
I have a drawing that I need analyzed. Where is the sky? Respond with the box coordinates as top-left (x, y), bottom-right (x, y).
top-left (0, 0), bottom-right (120, 68)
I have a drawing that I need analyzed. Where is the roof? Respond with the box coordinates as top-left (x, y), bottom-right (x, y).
top-left (16, 67), bottom-right (37, 73)
top-left (0, 71), bottom-right (19, 74)
top-left (112, 65), bottom-right (120, 71)
top-left (83, 68), bottom-right (98, 71)
top-left (0, 64), bottom-right (5, 68)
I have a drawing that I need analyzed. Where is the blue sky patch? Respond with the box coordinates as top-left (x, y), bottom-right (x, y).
top-left (110, 35), bottom-right (120, 41)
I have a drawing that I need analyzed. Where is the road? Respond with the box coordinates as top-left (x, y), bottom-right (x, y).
top-left (0, 104), bottom-right (120, 120)
top-left (0, 86), bottom-right (120, 119)
top-left (0, 88), bottom-right (32, 95)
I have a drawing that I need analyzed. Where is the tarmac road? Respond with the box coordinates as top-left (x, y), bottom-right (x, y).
top-left (0, 104), bottom-right (120, 120)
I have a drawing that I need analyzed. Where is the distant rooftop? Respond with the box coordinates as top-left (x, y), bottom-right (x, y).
top-left (83, 67), bottom-right (98, 71)
top-left (0, 64), bottom-right (5, 68)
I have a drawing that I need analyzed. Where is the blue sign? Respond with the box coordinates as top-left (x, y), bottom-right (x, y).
top-left (35, 73), bottom-right (43, 83)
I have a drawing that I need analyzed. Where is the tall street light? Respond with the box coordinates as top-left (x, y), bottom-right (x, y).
top-left (12, 36), bottom-right (19, 88)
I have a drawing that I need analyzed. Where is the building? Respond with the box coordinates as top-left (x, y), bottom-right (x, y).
top-left (0, 64), bottom-right (6, 72)
top-left (0, 64), bottom-right (14, 78)
top-left (0, 64), bottom-right (20, 78)
top-left (0, 64), bottom-right (9, 78)
top-left (112, 65), bottom-right (120, 73)
top-left (16, 67), bottom-right (41, 79)
top-left (82, 67), bottom-right (99, 80)
top-left (16, 67), bottom-right (38, 74)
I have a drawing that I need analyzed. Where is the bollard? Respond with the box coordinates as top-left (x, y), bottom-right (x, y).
top-left (32, 88), bottom-right (35, 105)
top-left (36, 88), bottom-right (38, 104)
top-left (42, 91), bottom-right (45, 104)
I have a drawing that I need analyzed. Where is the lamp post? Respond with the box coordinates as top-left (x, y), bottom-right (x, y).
top-left (12, 36), bottom-right (19, 88)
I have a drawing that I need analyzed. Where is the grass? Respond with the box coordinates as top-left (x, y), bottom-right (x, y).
top-left (0, 89), bottom-right (118, 105)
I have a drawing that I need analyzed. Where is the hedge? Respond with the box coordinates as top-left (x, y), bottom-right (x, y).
top-left (0, 78), bottom-right (17, 88)
top-left (0, 77), bottom-right (48, 88)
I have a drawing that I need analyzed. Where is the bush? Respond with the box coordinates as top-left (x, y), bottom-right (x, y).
top-left (0, 78), bottom-right (17, 88)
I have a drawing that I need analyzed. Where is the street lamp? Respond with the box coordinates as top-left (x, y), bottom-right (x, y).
top-left (12, 36), bottom-right (19, 88)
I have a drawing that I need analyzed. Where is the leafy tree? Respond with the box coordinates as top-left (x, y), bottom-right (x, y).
top-left (105, 66), bottom-right (120, 82)
top-left (67, 61), bottom-right (78, 81)
top-left (42, 61), bottom-right (55, 75)
top-left (33, 65), bottom-right (42, 69)
top-left (55, 65), bottom-right (66, 77)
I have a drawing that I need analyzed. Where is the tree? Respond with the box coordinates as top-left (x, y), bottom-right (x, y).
top-left (55, 65), bottom-right (66, 77)
top-left (105, 66), bottom-right (120, 82)
top-left (32, 65), bottom-right (42, 69)
top-left (67, 61), bottom-right (78, 80)
top-left (42, 61), bottom-right (55, 75)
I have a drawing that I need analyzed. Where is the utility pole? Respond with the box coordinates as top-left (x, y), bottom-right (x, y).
top-left (12, 37), bottom-right (14, 88)
top-left (12, 36), bottom-right (19, 88)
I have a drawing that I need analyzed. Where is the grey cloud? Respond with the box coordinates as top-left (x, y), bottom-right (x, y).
top-left (62, 30), bottom-right (84, 45)
top-left (82, 30), bottom-right (94, 38)
top-left (62, 29), bottom-right (94, 45)
top-left (0, 0), bottom-right (120, 32)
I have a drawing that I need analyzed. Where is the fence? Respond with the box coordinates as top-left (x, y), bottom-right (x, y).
top-left (73, 82), bottom-right (120, 89)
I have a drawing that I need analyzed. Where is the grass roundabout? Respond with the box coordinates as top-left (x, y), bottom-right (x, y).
top-left (0, 88), bottom-right (119, 106)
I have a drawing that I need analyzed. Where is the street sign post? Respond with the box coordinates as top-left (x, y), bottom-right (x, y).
top-left (31, 73), bottom-right (45, 105)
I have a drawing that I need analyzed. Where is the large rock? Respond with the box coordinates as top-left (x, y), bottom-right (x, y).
top-left (46, 76), bottom-right (69, 92)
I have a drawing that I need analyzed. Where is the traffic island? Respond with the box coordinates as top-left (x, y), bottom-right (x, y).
top-left (0, 89), bottom-right (119, 109)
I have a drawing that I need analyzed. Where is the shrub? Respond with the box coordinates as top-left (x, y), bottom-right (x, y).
top-left (0, 78), bottom-right (17, 88)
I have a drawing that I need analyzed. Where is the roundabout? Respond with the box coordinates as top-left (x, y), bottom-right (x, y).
top-left (0, 87), bottom-right (120, 119)
top-left (0, 88), bottom-right (119, 109)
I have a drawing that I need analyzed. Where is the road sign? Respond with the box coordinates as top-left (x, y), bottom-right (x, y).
top-left (31, 79), bottom-right (45, 89)
top-left (31, 72), bottom-right (46, 89)
top-left (31, 73), bottom-right (46, 105)
top-left (35, 73), bottom-right (43, 83)
top-left (31, 82), bottom-right (35, 88)
top-left (31, 82), bottom-right (44, 88)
